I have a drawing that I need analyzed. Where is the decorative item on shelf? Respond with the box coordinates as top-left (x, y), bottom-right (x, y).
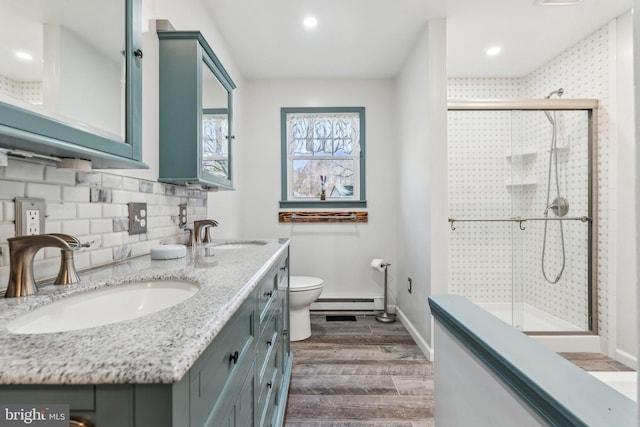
top-left (320, 175), bottom-right (327, 200)
top-left (278, 211), bottom-right (368, 223)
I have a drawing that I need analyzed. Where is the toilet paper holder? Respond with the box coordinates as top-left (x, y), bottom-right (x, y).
top-left (371, 259), bottom-right (395, 323)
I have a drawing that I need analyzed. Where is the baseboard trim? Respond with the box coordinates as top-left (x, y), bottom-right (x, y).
top-left (311, 297), bottom-right (384, 311)
top-left (396, 307), bottom-right (433, 361)
top-left (615, 349), bottom-right (638, 370)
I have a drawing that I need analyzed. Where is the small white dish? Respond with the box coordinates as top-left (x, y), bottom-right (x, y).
top-left (150, 244), bottom-right (187, 260)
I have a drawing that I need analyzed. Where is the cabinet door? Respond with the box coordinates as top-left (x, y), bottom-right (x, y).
top-left (234, 368), bottom-right (255, 427)
top-left (158, 30), bottom-right (236, 190)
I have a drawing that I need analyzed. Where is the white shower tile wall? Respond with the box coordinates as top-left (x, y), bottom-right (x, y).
top-left (0, 157), bottom-right (208, 292)
top-left (448, 23), bottom-right (610, 336)
top-left (0, 76), bottom-right (42, 104)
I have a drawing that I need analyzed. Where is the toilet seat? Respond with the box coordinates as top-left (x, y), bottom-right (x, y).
top-left (290, 276), bottom-right (323, 292)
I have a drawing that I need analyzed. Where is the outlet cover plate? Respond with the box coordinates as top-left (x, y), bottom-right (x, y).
top-left (179, 203), bottom-right (187, 228)
top-left (128, 202), bottom-right (147, 235)
top-left (15, 198), bottom-right (45, 236)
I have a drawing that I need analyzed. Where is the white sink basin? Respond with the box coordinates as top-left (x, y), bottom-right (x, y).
top-left (210, 240), bottom-right (267, 250)
top-left (6, 280), bottom-right (199, 334)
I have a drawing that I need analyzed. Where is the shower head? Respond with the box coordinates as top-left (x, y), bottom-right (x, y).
top-left (545, 88), bottom-right (564, 99)
top-left (544, 88), bottom-right (564, 124)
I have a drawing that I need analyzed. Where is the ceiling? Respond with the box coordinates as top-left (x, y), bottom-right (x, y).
top-left (205, 0), bottom-right (632, 80)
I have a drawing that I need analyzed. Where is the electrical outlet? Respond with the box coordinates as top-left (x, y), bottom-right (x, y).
top-left (128, 202), bottom-right (148, 235)
top-left (15, 198), bottom-right (46, 236)
top-left (179, 203), bottom-right (187, 228)
top-left (407, 277), bottom-right (412, 294)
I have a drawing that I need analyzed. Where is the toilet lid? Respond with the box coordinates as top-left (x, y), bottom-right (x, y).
top-left (290, 276), bottom-right (324, 291)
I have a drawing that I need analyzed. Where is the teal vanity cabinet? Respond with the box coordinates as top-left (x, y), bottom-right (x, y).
top-left (157, 31), bottom-right (236, 190)
top-left (0, 0), bottom-right (145, 169)
top-left (0, 249), bottom-right (292, 427)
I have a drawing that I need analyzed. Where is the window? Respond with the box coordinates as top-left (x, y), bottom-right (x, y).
top-left (280, 107), bottom-right (366, 208)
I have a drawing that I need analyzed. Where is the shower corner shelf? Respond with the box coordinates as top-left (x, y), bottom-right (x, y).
top-left (505, 179), bottom-right (537, 189)
top-left (505, 148), bottom-right (537, 161)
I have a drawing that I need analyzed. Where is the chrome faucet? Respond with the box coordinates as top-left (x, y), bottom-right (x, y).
top-left (193, 219), bottom-right (218, 244)
top-left (5, 234), bottom-right (83, 298)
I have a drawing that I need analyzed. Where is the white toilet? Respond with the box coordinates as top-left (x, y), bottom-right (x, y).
top-left (289, 276), bottom-right (324, 341)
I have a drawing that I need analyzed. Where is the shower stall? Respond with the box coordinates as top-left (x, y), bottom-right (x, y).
top-left (447, 97), bottom-right (597, 334)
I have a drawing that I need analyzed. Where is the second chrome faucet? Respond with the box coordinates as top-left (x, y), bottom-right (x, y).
top-left (186, 219), bottom-right (219, 246)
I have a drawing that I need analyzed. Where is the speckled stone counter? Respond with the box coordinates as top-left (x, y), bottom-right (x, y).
top-left (0, 238), bottom-right (289, 385)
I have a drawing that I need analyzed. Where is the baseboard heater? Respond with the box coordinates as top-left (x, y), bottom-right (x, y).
top-left (311, 297), bottom-right (384, 311)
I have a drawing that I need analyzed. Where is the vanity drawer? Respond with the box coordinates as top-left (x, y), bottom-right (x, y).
top-left (256, 312), bottom-right (279, 386)
top-left (276, 256), bottom-right (288, 289)
top-left (190, 298), bottom-right (254, 427)
top-left (257, 266), bottom-right (278, 324)
top-left (257, 364), bottom-right (279, 427)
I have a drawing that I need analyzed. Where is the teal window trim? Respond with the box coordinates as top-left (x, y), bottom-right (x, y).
top-left (280, 106), bottom-right (366, 208)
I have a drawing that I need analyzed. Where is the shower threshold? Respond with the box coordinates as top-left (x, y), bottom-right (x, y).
top-left (474, 301), bottom-right (603, 353)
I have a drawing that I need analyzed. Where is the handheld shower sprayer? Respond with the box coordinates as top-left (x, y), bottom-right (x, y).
top-left (544, 88), bottom-right (564, 124)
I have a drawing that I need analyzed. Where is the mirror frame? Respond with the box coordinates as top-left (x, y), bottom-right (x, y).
top-left (0, 0), bottom-right (145, 169)
top-left (200, 47), bottom-right (235, 189)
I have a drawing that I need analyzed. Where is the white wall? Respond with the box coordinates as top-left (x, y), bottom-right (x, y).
top-left (395, 20), bottom-right (448, 358)
top-left (613, 12), bottom-right (637, 368)
top-left (240, 79), bottom-right (397, 303)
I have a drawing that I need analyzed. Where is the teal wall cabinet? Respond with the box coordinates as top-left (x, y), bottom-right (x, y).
top-left (0, 0), bottom-right (145, 169)
top-left (0, 250), bottom-right (292, 427)
top-left (158, 31), bottom-right (236, 190)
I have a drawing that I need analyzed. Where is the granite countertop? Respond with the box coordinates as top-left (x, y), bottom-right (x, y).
top-left (0, 238), bottom-right (289, 385)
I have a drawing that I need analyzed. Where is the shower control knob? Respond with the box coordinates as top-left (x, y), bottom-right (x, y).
top-left (229, 351), bottom-right (239, 364)
top-left (265, 290), bottom-right (273, 298)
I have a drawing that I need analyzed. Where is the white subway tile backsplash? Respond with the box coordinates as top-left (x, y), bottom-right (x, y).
top-left (123, 177), bottom-right (140, 192)
top-left (90, 248), bottom-right (113, 266)
top-left (46, 203), bottom-right (77, 220)
top-left (90, 218), bottom-right (113, 234)
top-left (2, 201), bottom-right (13, 222)
top-left (0, 155), bottom-right (207, 292)
top-left (101, 204), bottom-right (125, 218)
top-left (44, 166), bottom-right (76, 185)
top-left (26, 183), bottom-right (62, 201)
top-left (62, 219), bottom-right (90, 236)
top-left (101, 174), bottom-right (123, 189)
top-left (5, 160), bottom-right (44, 181)
top-left (77, 203), bottom-right (102, 219)
top-left (62, 186), bottom-right (90, 203)
top-left (0, 224), bottom-right (15, 244)
top-left (102, 232), bottom-right (124, 249)
top-left (76, 172), bottom-right (101, 186)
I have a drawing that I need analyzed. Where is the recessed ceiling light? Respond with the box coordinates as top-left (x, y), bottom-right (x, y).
top-left (303, 16), bottom-right (318, 29)
top-left (15, 51), bottom-right (33, 61)
top-left (535, 0), bottom-right (584, 5)
top-left (486, 46), bottom-right (501, 56)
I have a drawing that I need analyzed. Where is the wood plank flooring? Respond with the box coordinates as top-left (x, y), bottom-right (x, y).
top-left (284, 314), bottom-right (434, 426)
top-left (283, 313), bottom-right (632, 426)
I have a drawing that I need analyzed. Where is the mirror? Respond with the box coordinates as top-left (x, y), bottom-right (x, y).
top-left (201, 61), bottom-right (230, 179)
top-left (0, 0), bottom-right (126, 141)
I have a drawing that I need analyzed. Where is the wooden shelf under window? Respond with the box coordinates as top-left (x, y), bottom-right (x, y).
top-left (278, 211), bottom-right (368, 223)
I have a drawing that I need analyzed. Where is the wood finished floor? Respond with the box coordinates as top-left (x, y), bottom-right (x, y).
top-left (284, 314), bottom-right (434, 427)
top-left (283, 314), bottom-right (631, 426)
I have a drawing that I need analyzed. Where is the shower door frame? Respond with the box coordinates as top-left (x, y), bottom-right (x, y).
top-left (448, 98), bottom-right (598, 335)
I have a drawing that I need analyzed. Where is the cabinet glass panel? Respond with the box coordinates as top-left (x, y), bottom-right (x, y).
top-left (202, 61), bottom-right (229, 180)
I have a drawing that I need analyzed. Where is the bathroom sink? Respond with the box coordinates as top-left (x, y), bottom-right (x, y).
top-left (6, 280), bottom-right (199, 334)
top-left (209, 240), bottom-right (267, 250)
